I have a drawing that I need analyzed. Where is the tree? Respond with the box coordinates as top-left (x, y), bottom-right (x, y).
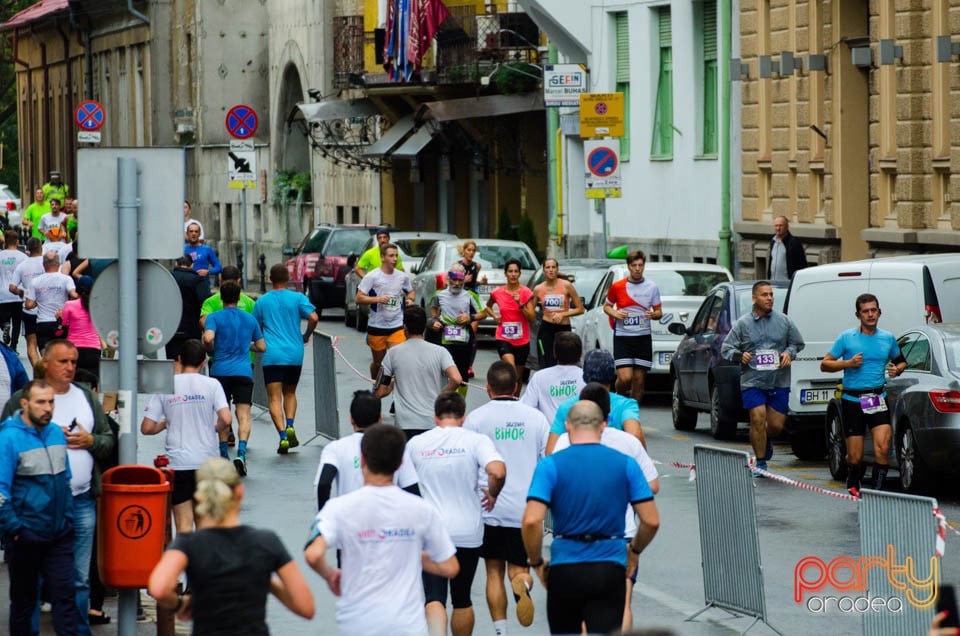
top-left (0, 1), bottom-right (39, 192)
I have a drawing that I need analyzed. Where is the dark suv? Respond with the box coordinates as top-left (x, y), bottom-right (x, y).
top-left (285, 224), bottom-right (377, 315)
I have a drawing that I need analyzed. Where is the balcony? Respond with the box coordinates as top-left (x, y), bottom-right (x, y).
top-left (333, 15), bottom-right (365, 89)
top-left (436, 8), bottom-right (541, 85)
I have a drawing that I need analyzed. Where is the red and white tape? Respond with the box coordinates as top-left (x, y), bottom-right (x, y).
top-left (652, 459), bottom-right (696, 481)
top-left (331, 337), bottom-right (376, 385)
top-left (746, 456), bottom-right (859, 502)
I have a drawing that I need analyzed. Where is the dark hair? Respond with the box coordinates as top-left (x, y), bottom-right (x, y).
top-left (752, 280), bottom-right (772, 294)
top-left (855, 293), bottom-right (880, 313)
top-left (49, 197), bottom-right (62, 207)
top-left (175, 254), bottom-right (194, 268)
top-left (350, 390), bottom-right (381, 428)
top-left (554, 331), bottom-right (582, 365)
top-left (403, 305), bottom-right (427, 334)
top-left (269, 264), bottom-right (289, 284)
top-left (503, 258), bottom-right (522, 273)
top-left (220, 266), bottom-right (242, 283)
top-left (486, 360), bottom-right (517, 395)
top-left (73, 368), bottom-right (99, 391)
top-left (26, 237), bottom-right (42, 255)
top-left (627, 250), bottom-right (646, 265)
top-left (379, 242), bottom-right (398, 257)
top-left (360, 423), bottom-right (407, 476)
top-left (77, 282), bottom-right (91, 311)
top-left (220, 281), bottom-right (241, 305)
top-left (375, 227), bottom-right (391, 238)
top-left (178, 339), bottom-right (207, 368)
top-left (21, 379), bottom-right (52, 401)
top-left (580, 382), bottom-right (611, 420)
top-left (4, 229), bottom-right (19, 246)
top-left (434, 391), bottom-right (466, 418)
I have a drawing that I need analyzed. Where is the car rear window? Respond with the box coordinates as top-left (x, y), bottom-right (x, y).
top-left (301, 228), bottom-right (332, 254)
top-left (474, 245), bottom-right (537, 270)
top-left (396, 239), bottom-right (440, 258)
top-left (325, 229), bottom-right (372, 256)
top-left (646, 270), bottom-right (730, 296)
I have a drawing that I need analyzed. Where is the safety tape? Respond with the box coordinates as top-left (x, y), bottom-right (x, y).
top-left (651, 459), bottom-right (696, 481)
top-left (935, 508), bottom-right (949, 558)
top-left (746, 456), bottom-right (859, 502)
top-left (331, 337), bottom-right (375, 385)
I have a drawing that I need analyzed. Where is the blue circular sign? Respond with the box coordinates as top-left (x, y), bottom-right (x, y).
top-left (225, 104), bottom-right (258, 139)
top-left (587, 146), bottom-right (618, 178)
top-left (75, 100), bottom-right (105, 131)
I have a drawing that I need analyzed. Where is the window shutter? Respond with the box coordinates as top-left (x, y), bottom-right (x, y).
top-left (615, 13), bottom-right (630, 83)
top-left (703, 0), bottom-right (717, 61)
top-left (658, 7), bottom-right (672, 48)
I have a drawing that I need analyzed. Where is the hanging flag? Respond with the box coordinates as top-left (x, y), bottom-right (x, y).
top-left (408, 0), bottom-right (451, 74)
top-left (384, 0), bottom-right (451, 81)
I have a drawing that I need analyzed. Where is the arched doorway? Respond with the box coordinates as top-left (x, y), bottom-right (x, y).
top-left (275, 62), bottom-right (311, 244)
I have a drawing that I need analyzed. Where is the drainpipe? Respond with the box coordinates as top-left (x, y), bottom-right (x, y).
top-left (126, 0), bottom-right (150, 25)
top-left (717, 0), bottom-right (733, 270)
top-left (545, 43), bottom-right (560, 252)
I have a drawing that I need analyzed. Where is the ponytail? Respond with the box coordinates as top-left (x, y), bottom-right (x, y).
top-left (193, 457), bottom-right (241, 523)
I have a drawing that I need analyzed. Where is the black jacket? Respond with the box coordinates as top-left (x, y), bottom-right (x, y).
top-left (768, 232), bottom-right (808, 280)
top-left (172, 266), bottom-right (209, 339)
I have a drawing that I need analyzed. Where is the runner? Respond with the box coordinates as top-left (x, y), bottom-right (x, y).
top-left (305, 424), bottom-right (459, 636)
top-left (464, 361), bottom-right (549, 634)
top-left (356, 243), bottom-right (414, 382)
top-left (458, 240), bottom-right (486, 379)
top-left (477, 258), bottom-right (535, 396)
top-left (520, 331), bottom-right (585, 424)
top-left (407, 392), bottom-right (506, 636)
top-left (429, 262), bottom-right (482, 398)
top-left (531, 259), bottom-right (583, 369)
top-left (10, 238), bottom-right (45, 366)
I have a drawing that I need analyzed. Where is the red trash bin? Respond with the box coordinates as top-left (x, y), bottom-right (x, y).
top-left (97, 465), bottom-right (172, 588)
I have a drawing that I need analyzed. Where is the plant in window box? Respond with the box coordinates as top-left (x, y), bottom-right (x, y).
top-left (494, 62), bottom-right (540, 95)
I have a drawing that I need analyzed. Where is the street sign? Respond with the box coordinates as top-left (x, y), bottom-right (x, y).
top-left (77, 131), bottom-right (101, 144)
top-left (579, 93), bottom-right (624, 138)
top-left (543, 64), bottom-right (589, 107)
top-left (584, 138), bottom-right (622, 198)
top-left (225, 104), bottom-right (258, 139)
top-left (228, 140), bottom-right (256, 188)
top-left (75, 100), bottom-right (105, 131)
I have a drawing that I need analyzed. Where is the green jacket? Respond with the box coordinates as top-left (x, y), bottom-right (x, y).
top-left (2, 383), bottom-right (115, 497)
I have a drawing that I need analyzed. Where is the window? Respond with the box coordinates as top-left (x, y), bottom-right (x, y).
top-left (614, 12), bottom-right (631, 161)
top-left (898, 333), bottom-right (931, 372)
top-left (336, 205), bottom-right (344, 224)
top-left (651, 6), bottom-right (673, 159)
top-left (701, 0), bottom-right (718, 156)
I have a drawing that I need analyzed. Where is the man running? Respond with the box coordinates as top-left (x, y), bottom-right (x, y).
top-left (253, 264), bottom-right (318, 450)
top-left (408, 392), bottom-right (506, 636)
top-left (721, 281), bottom-right (804, 474)
top-left (603, 249), bottom-right (662, 403)
top-left (305, 424), bottom-right (459, 636)
top-left (464, 362), bottom-right (549, 634)
top-left (429, 262), bottom-right (482, 397)
top-left (520, 331), bottom-right (585, 424)
top-left (356, 227), bottom-right (404, 276)
top-left (25, 252), bottom-right (77, 353)
top-left (10, 238), bottom-right (45, 366)
top-left (0, 230), bottom-right (27, 347)
top-left (820, 293), bottom-right (906, 496)
top-left (357, 242), bottom-right (414, 381)
top-left (140, 339), bottom-right (232, 533)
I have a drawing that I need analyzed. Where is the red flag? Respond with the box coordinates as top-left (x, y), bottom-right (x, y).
top-left (407, 0), bottom-right (450, 72)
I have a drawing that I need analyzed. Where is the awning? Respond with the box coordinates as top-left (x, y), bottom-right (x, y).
top-left (422, 93), bottom-right (544, 122)
top-left (391, 125), bottom-right (435, 159)
top-left (0, 0), bottom-right (69, 31)
top-left (296, 98), bottom-right (379, 123)
top-left (362, 114), bottom-right (417, 157)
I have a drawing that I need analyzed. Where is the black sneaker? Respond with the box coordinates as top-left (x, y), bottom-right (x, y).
top-left (233, 456), bottom-right (247, 477)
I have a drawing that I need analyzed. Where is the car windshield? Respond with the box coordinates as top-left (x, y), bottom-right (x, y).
top-left (645, 270), bottom-right (730, 296)
top-left (735, 286), bottom-right (787, 317)
top-left (474, 245), bottom-right (537, 270)
top-left (325, 229), bottom-right (372, 256)
top-left (300, 228), bottom-right (331, 254)
top-left (563, 268), bottom-right (609, 300)
top-left (395, 239), bottom-right (440, 258)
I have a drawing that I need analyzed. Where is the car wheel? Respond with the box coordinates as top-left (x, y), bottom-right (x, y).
top-left (709, 383), bottom-right (736, 440)
top-left (826, 408), bottom-right (848, 481)
top-left (790, 434), bottom-right (826, 461)
top-left (897, 425), bottom-right (931, 493)
top-left (672, 376), bottom-right (697, 431)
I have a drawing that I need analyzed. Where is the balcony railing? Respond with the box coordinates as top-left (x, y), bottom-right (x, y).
top-left (436, 7), bottom-right (540, 84)
top-left (333, 15), bottom-right (365, 89)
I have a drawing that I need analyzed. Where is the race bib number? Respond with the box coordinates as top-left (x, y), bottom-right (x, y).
top-left (859, 394), bottom-right (888, 415)
top-left (383, 295), bottom-right (402, 311)
top-left (543, 294), bottom-right (564, 311)
top-left (443, 325), bottom-right (469, 344)
top-left (502, 322), bottom-right (523, 340)
top-left (622, 313), bottom-right (648, 332)
top-left (754, 349), bottom-right (780, 371)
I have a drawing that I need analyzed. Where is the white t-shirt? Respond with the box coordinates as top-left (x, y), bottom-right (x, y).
top-left (358, 268), bottom-right (412, 331)
top-left (406, 426), bottom-right (503, 547)
top-left (464, 398), bottom-right (549, 527)
top-left (313, 431), bottom-right (419, 493)
top-left (42, 240), bottom-right (72, 265)
top-left (39, 212), bottom-right (66, 234)
top-left (553, 427), bottom-right (658, 536)
top-left (184, 219), bottom-right (205, 240)
top-left (381, 339), bottom-right (456, 430)
top-left (0, 248), bottom-right (27, 303)
top-left (142, 373), bottom-right (229, 470)
top-left (54, 384), bottom-right (96, 496)
top-left (13, 256), bottom-right (45, 316)
top-left (519, 365), bottom-right (586, 425)
top-left (312, 485), bottom-right (456, 636)
top-left (26, 272), bottom-right (75, 323)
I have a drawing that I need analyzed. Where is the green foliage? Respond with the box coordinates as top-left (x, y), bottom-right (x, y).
top-left (273, 169), bottom-right (311, 206)
top-left (517, 213), bottom-right (538, 255)
top-left (493, 62), bottom-right (540, 95)
top-left (496, 207), bottom-right (513, 240)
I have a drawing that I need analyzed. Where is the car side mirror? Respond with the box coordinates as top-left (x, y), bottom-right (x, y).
top-left (282, 247), bottom-right (295, 256)
top-left (668, 322), bottom-right (689, 336)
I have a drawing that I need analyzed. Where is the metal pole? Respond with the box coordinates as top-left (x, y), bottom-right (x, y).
top-left (116, 156), bottom-right (139, 635)
top-left (599, 198), bottom-right (608, 256)
top-left (241, 186), bottom-right (248, 284)
top-left (717, 0), bottom-right (733, 270)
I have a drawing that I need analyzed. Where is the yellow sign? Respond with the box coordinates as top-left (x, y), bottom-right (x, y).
top-left (229, 181), bottom-right (256, 190)
top-left (579, 93), bottom-right (625, 138)
top-left (586, 188), bottom-right (622, 199)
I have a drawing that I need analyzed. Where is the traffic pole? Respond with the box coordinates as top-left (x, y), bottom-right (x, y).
top-left (241, 186), bottom-right (248, 284)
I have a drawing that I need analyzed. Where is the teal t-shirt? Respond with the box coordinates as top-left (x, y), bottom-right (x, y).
top-left (253, 289), bottom-right (316, 366)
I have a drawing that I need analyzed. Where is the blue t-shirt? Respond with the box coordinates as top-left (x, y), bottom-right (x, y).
top-left (253, 290), bottom-right (316, 366)
top-left (184, 244), bottom-right (222, 278)
top-left (828, 327), bottom-right (901, 401)
top-left (206, 308), bottom-right (262, 377)
top-left (527, 444), bottom-right (652, 566)
top-left (550, 393), bottom-right (640, 435)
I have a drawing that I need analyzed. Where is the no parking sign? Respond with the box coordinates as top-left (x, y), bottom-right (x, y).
top-left (584, 139), bottom-right (622, 198)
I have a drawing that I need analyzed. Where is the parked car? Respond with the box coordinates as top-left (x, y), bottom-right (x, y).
top-left (0, 184), bottom-right (21, 228)
top-left (669, 280), bottom-right (789, 438)
top-left (344, 231), bottom-right (457, 330)
top-left (825, 323), bottom-right (960, 493)
top-left (284, 224), bottom-right (377, 315)
top-left (523, 258), bottom-right (619, 371)
top-left (579, 262), bottom-right (733, 391)
top-left (411, 239), bottom-right (539, 335)
top-left (783, 253), bottom-right (960, 460)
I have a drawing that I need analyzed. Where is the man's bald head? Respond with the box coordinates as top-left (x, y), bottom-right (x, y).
top-left (567, 400), bottom-right (604, 430)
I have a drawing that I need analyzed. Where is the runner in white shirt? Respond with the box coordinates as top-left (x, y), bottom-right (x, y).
top-left (407, 392), bottom-right (506, 636)
top-left (520, 331), bottom-right (586, 424)
top-left (10, 238), bottom-right (45, 365)
top-left (356, 244), bottom-right (414, 381)
top-left (42, 226), bottom-right (72, 263)
top-left (0, 229), bottom-right (27, 347)
top-left (551, 382), bottom-right (660, 632)
top-left (140, 339), bottom-right (233, 533)
top-left (315, 390), bottom-right (419, 510)
top-left (464, 361), bottom-right (549, 634)
top-left (306, 424), bottom-right (459, 636)
top-left (25, 252), bottom-right (77, 353)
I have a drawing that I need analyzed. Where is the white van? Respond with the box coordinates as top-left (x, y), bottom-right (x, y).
top-left (782, 254), bottom-right (960, 459)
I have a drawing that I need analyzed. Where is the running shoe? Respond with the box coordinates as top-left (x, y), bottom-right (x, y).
top-left (467, 366), bottom-right (475, 379)
top-left (848, 487), bottom-right (861, 499)
top-left (753, 460), bottom-right (768, 478)
top-left (233, 456), bottom-right (247, 477)
top-left (286, 426), bottom-right (299, 449)
top-left (227, 430), bottom-right (236, 447)
top-left (512, 576), bottom-right (534, 627)
top-left (277, 438), bottom-right (290, 455)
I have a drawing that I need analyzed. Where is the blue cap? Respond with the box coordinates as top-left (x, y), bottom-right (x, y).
top-left (582, 349), bottom-right (616, 385)
top-left (76, 275), bottom-right (94, 292)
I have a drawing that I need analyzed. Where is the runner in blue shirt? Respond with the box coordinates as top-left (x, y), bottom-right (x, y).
top-left (184, 222), bottom-right (222, 295)
top-left (821, 293), bottom-right (906, 496)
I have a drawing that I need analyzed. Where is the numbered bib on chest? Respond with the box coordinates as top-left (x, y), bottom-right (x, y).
top-left (543, 294), bottom-right (565, 311)
top-left (754, 349), bottom-right (780, 371)
top-left (859, 393), bottom-right (888, 414)
top-left (622, 312), bottom-right (648, 332)
top-left (502, 322), bottom-right (523, 340)
top-left (443, 325), bottom-right (469, 344)
top-left (383, 295), bottom-right (402, 312)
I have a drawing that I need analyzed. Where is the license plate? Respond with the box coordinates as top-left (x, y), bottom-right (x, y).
top-left (658, 352), bottom-right (673, 365)
top-left (477, 284), bottom-right (493, 294)
top-left (800, 388), bottom-right (833, 404)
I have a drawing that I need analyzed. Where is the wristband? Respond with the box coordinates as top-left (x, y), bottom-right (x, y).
top-left (628, 542), bottom-right (642, 555)
top-left (527, 557), bottom-right (544, 568)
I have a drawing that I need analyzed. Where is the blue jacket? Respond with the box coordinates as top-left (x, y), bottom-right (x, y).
top-left (0, 413), bottom-right (73, 542)
top-left (0, 343), bottom-right (28, 404)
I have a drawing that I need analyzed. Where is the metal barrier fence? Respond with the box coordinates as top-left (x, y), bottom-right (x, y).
top-left (689, 445), bottom-right (781, 635)
top-left (859, 489), bottom-right (939, 636)
top-left (311, 331), bottom-right (340, 441)
top-left (252, 351), bottom-right (268, 411)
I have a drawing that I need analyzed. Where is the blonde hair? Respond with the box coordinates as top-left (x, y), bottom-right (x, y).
top-left (458, 240), bottom-right (477, 257)
top-left (194, 457), bottom-right (241, 523)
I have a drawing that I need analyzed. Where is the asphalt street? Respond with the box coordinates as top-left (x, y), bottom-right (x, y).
top-left (10, 309), bottom-right (960, 635)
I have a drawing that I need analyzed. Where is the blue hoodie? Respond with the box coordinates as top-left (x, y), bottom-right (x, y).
top-left (0, 412), bottom-right (73, 542)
